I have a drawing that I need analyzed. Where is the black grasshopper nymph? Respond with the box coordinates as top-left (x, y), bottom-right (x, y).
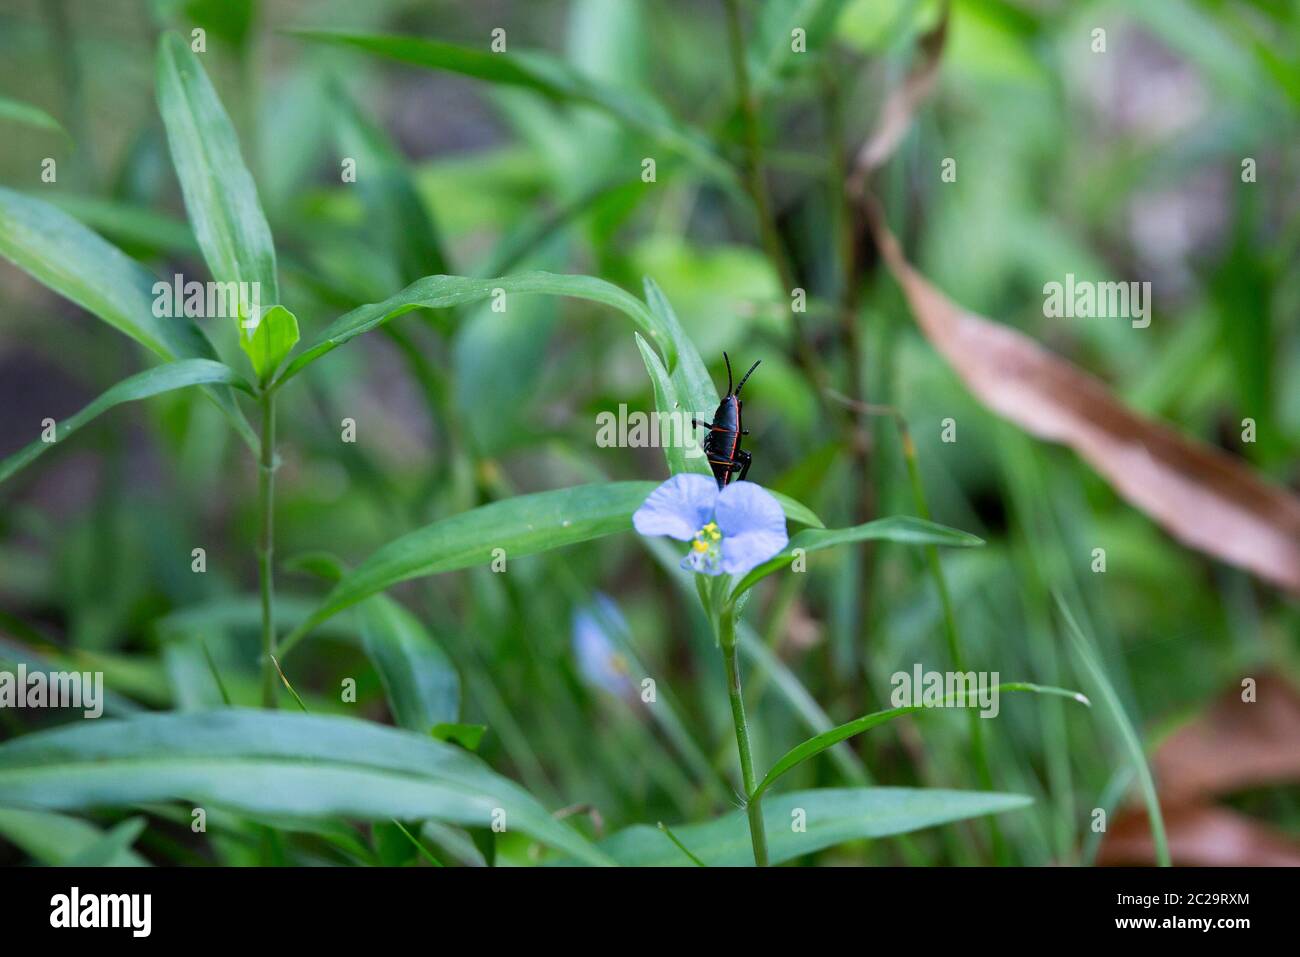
top-left (692, 353), bottom-right (760, 489)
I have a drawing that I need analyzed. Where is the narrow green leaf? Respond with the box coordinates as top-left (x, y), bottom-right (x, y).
top-left (359, 596), bottom-right (461, 732)
top-left (0, 188), bottom-right (254, 447)
top-left (642, 277), bottom-right (719, 422)
top-left (0, 709), bottom-right (611, 866)
top-left (240, 303), bottom-right (299, 382)
top-left (0, 359), bottom-right (249, 484)
top-left (0, 808), bottom-right (148, 866)
top-left (282, 482), bottom-right (656, 653)
top-left (752, 683), bottom-right (1090, 802)
top-left (1058, 595), bottom-right (1170, 867)
top-left (65, 816), bottom-right (148, 867)
top-left (282, 480), bottom-right (824, 655)
top-left (432, 724), bottom-right (487, 751)
top-left (0, 95), bottom-right (66, 136)
top-left (293, 31), bottom-right (734, 186)
top-left (156, 31), bottom-right (278, 308)
top-left (634, 332), bottom-right (706, 478)
top-left (275, 271), bottom-right (669, 386)
top-left (733, 515), bottom-right (982, 595)
top-left (600, 787), bottom-right (1032, 866)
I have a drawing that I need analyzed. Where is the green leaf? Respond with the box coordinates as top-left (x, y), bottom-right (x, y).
top-left (282, 482), bottom-right (656, 653)
top-left (0, 188), bottom-right (254, 447)
top-left (599, 787), bottom-right (1032, 866)
top-left (634, 332), bottom-right (706, 478)
top-left (240, 304), bottom-right (299, 382)
top-left (358, 596), bottom-right (461, 732)
top-left (752, 683), bottom-right (1091, 802)
top-left (0, 359), bottom-right (249, 485)
top-left (0, 95), bottom-right (66, 136)
top-left (293, 31), bottom-right (734, 186)
top-left (275, 271), bottom-right (669, 386)
top-left (281, 481), bottom-right (826, 655)
top-left (0, 709), bottom-right (611, 866)
top-left (750, 0), bottom-right (853, 94)
top-left (156, 31), bottom-right (278, 308)
top-left (431, 724), bottom-right (487, 751)
top-left (733, 515), bottom-right (983, 595)
top-left (642, 277), bottom-right (719, 423)
top-left (1058, 595), bottom-right (1170, 867)
top-left (65, 816), bottom-right (148, 867)
top-left (0, 808), bottom-right (148, 866)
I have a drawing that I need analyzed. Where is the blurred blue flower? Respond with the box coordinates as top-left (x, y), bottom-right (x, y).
top-left (572, 594), bottom-right (636, 698)
top-left (632, 473), bottom-right (788, 577)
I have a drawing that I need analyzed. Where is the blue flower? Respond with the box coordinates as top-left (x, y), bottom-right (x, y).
top-left (632, 473), bottom-right (789, 577)
top-left (571, 595), bottom-right (636, 698)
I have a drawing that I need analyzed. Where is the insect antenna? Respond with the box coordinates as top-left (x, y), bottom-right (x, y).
top-left (723, 352), bottom-right (733, 395)
top-left (734, 359), bottom-right (761, 396)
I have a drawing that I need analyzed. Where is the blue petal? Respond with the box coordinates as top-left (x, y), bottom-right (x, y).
top-left (715, 481), bottom-right (789, 575)
top-left (633, 473), bottom-right (718, 541)
top-left (572, 596), bottom-right (635, 697)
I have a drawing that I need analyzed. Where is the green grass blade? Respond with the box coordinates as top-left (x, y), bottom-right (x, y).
top-left (0, 359), bottom-right (249, 484)
top-left (634, 331), bottom-right (711, 479)
top-left (156, 31), bottom-right (279, 308)
top-left (0, 95), bottom-right (66, 136)
top-left (0, 709), bottom-right (612, 866)
top-left (275, 271), bottom-right (670, 386)
top-left (1058, 595), bottom-right (1170, 867)
top-left (600, 787), bottom-right (1032, 866)
top-left (359, 596), bottom-right (461, 732)
top-left (65, 815), bottom-right (148, 866)
top-left (281, 482), bottom-right (657, 654)
top-left (752, 683), bottom-right (1089, 802)
top-left (733, 515), bottom-right (984, 595)
top-left (0, 808), bottom-right (148, 866)
top-left (292, 31), bottom-right (734, 186)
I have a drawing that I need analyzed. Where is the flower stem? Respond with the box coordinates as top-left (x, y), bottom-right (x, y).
top-left (718, 605), bottom-right (768, 867)
top-left (257, 389), bottom-right (278, 708)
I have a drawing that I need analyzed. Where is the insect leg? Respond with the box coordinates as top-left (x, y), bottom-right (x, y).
top-left (736, 449), bottom-right (752, 481)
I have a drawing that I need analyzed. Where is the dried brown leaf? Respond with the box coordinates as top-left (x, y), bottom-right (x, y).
top-left (1099, 805), bottom-right (1300, 867)
top-left (1153, 673), bottom-right (1300, 804)
top-left (848, 3), bottom-right (950, 195)
top-left (866, 203), bottom-right (1300, 593)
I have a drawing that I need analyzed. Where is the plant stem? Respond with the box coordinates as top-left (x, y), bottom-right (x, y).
top-left (720, 0), bottom-right (826, 404)
top-left (718, 605), bottom-right (768, 867)
top-left (257, 389), bottom-right (278, 708)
